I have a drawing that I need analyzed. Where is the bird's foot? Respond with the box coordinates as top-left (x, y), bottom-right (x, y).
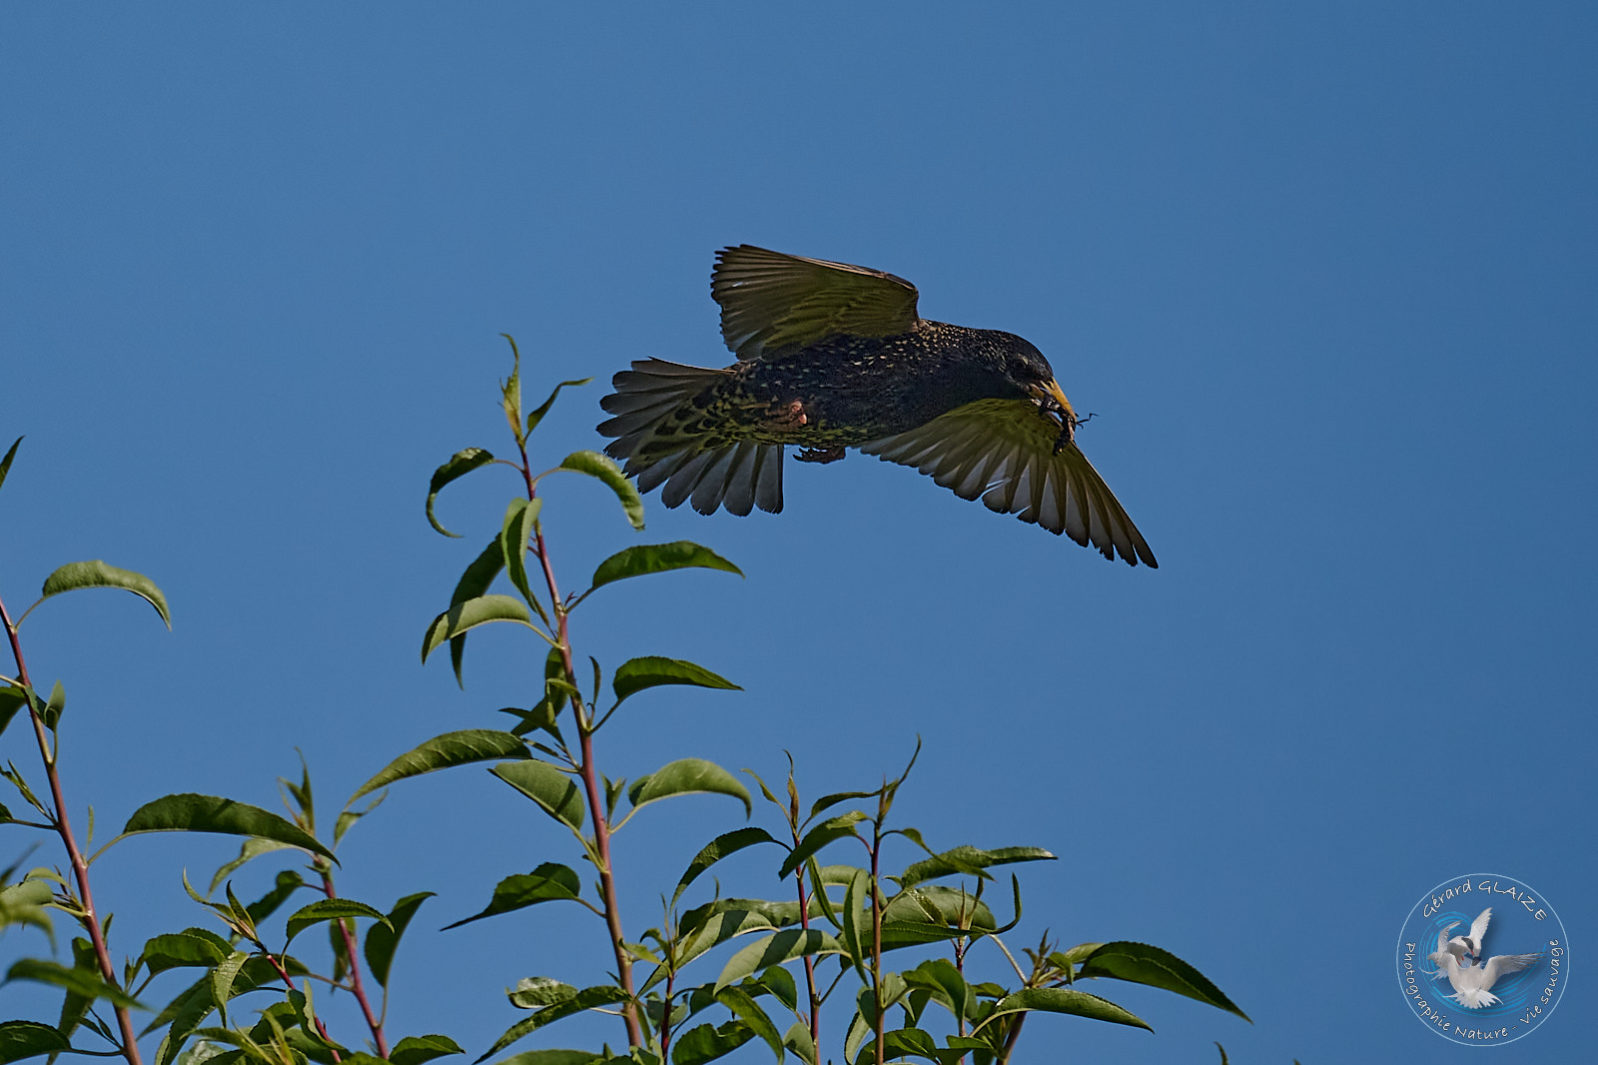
top-left (795, 446), bottom-right (846, 464)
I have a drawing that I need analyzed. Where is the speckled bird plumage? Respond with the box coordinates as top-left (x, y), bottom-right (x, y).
top-left (598, 245), bottom-right (1157, 566)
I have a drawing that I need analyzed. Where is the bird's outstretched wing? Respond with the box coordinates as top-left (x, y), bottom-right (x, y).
top-left (711, 245), bottom-right (920, 360)
top-left (1435, 921), bottom-right (1461, 958)
top-left (1480, 953), bottom-right (1541, 987)
top-left (1467, 908), bottom-right (1493, 953)
top-left (860, 398), bottom-right (1157, 566)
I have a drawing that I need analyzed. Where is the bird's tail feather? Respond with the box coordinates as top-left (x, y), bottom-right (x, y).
top-left (599, 358), bottom-right (784, 516)
top-left (1451, 989), bottom-right (1501, 1009)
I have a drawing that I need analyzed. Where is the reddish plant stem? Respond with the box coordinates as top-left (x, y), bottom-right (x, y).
top-left (658, 968), bottom-right (677, 1061)
top-left (997, 1013), bottom-right (1026, 1063)
top-left (572, 716), bottom-right (643, 1045)
top-left (319, 870), bottom-right (390, 1057)
top-left (1, 594), bottom-right (143, 1065)
top-left (791, 838), bottom-right (821, 1048)
top-left (260, 950), bottom-right (342, 1062)
top-left (870, 812), bottom-right (885, 1065)
top-left (522, 456), bottom-right (644, 1048)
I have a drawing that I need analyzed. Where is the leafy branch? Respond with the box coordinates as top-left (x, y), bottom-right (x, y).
top-left (1, 346), bottom-right (1273, 1065)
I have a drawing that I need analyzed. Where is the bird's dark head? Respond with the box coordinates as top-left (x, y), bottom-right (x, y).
top-left (995, 332), bottom-right (1078, 445)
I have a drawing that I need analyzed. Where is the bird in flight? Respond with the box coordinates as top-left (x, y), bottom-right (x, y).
top-left (598, 245), bottom-right (1156, 565)
top-left (1429, 908), bottom-right (1541, 1009)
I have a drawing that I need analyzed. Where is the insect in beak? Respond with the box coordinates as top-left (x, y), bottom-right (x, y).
top-left (1030, 378), bottom-right (1078, 453)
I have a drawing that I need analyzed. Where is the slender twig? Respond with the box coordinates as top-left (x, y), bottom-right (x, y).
top-left (997, 1013), bottom-right (1027, 1064)
top-left (870, 791), bottom-right (886, 1065)
top-left (990, 934), bottom-right (1028, 983)
top-left (1, 593), bottom-right (143, 1065)
top-left (658, 966), bottom-right (677, 1062)
top-left (520, 448), bottom-right (644, 1048)
top-left (785, 778), bottom-right (822, 1048)
top-left (257, 948), bottom-right (342, 1063)
top-left (795, 865), bottom-right (821, 1048)
top-left (318, 868), bottom-right (389, 1056)
top-left (953, 933), bottom-right (970, 1061)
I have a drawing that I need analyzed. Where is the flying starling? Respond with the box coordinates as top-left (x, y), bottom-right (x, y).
top-left (598, 245), bottom-right (1157, 566)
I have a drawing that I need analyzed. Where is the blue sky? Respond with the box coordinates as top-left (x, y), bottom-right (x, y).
top-left (3, 4), bottom-right (1594, 1062)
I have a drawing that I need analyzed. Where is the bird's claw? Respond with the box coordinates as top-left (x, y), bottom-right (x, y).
top-left (795, 446), bottom-right (846, 464)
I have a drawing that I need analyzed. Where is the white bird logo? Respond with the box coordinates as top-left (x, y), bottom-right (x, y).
top-left (1428, 907), bottom-right (1541, 1009)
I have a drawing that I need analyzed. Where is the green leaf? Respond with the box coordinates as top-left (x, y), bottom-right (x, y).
top-left (243, 869), bottom-right (308, 925)
top-left (427, 447), bottom-right (496, 537)
top-left (903, 958), bottom-right (972, 1023)
top-left (672, 827), bottom-right (779, 905)
top-left (283, 899), bottom-right (388, 945)
top-left (612, 657), bottom-right (739, 704)
top-left (40, 681), bottom-right (65, 730)
top-left (603, 775), bottom-right (626, 819)
top-left (559, 450), bottom-right (643, 530)
top-left (422, 595), bottom-right (540, 664)
top-left (0, 1020), bottom-right (70, 1064)
top-left (388, 1034), bottom-right (465, 1065)
top-left (144, 956), bottom-right (306, 1057)
top-left (501, 341), bottom-right (525, 442)
top-left (491, 760), bottom-right (584, 831)
top-left (351, 730), bottom-right (529, 801)
top-left (3, 958), bottom-right (145, 1010)
top-left (446, 537), bottom-right (508, 685)
top-left (837, 869), bottom-right (870, 977)
top-left (897, 845), bottom-right (1056, 888)
top-left (522, 645), bottom-right (573, 728)
top-left (335, 791), bottom-right (386, 844)
top-left (877, 1028), bottom-right (940, 1063)
top-left (38, 561), bottom-right (171, 629)
top-left (507, 976), bottom-right (577, 1008)
top-left (500, 497), bottom-right (544, 610)
top-left (0, 437), bottom-right (21, 497)
top-left (756, 965), bottom-right (797, 1011)
top-left (209, 949), bottom-right (249, 1010)
top-left (985, 987), bottom-right (1151, 1032)
top-left (479, 985), bottom-right (626, 1058)
top-left (877, 887), bottom-right (997, 951)
top-left (842, 1010), bottom-right (871, 1065)
top-left (778, 812), bottom-right (866, 879)
top-left (716, 987), bottom-right (783, 1062)
top-left (488, 1053), bottom-right (604, 1065)
top-left (671, 1020), bottom-right (753, 1065)
top-left (1077, 941), bottom-right (1249, 1021)
top-left (807, 789), bottom-right (879, 822)
top-left (944, 1035), bottom-right (996, 1053)
top-left (53, 937), bottom-right (98, 1046)
top-left (122, 794), bottom-right (335, 862)
top-left (364, 892), bottom-right (434, 989)
top-left (781, 1022), bottom-right (816, 1065)
top-left (0, 685), bottom-right (27, 742)
top-left (1, 877), bottom-right (58, 941)
top-left (628, 759), bottom-right (751, 818)
top-left (714, 929), bottom-right (843, 993)
top-left (643, 909), bottom-right (774, 988)
top-left (443, 864), bottom-right (582, 929)
top-left (588, 542), bottom-right (742, 594)
top-left (141, 929), bottom-right (231, 975)
top-left (525, 377), bottom-right (593, 437)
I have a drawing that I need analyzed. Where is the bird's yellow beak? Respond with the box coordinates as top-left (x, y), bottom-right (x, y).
top-left (1031, 378), bottom-right (1077, 438)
